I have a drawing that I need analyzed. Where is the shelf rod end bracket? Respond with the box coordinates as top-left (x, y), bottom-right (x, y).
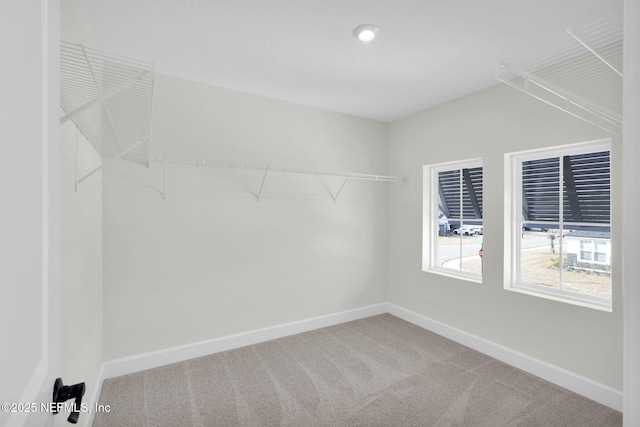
top-left (332, 177), bottom-right (350, 204)
top-left (256, 169), bottom-right (269, 202)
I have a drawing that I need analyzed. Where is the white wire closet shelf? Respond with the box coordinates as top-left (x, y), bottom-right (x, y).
top-left (152, 156), bottom-right (403, 203)
top-left (496, 10), bottom-right (623, 136)
top-left (60, 41), bottom-right (154, 186)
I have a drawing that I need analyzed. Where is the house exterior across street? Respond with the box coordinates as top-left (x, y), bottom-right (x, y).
top-left (565, 230), bottom-right (611, 272)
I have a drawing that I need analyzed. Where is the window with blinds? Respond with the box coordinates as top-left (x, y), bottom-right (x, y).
top-left (424, 159), bottom-right (483, 283)
top-left (507, 140), bottom-right (612, 311)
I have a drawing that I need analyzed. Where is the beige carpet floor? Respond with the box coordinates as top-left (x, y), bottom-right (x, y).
top-left (93, 314), bottom-right (622, 426)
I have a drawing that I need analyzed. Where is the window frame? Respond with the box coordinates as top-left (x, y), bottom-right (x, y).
top-left (505, 139), bottom-right (612, 311)
top-left (424, 158), bottom-right (483, 283)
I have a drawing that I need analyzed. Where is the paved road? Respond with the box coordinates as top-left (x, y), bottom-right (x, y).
top-left (441, 235), bottom-right (551, 269)
top-left (438, 235), bottom-right (550, 259)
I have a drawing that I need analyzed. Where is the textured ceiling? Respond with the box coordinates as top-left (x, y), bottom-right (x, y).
top-left (85, 0), bottom-right (622, 122)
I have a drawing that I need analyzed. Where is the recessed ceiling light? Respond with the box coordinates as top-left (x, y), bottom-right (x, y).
top-left (353, 24), bottom-right (378, 42)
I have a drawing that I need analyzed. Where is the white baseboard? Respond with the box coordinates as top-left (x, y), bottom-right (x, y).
top-left (385, 303), bottom-right (623, 412)
top-left (100, 301), bottom-right (621, 412)
top-left (103, 303), bottom-right (387, 380)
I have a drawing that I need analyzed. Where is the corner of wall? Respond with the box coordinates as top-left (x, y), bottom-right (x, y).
top-left (60, 1), bottom-right (104, 423)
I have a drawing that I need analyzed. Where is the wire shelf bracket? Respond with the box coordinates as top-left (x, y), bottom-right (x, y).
top-left (76, 138), bottom-right (148, 189)
top-left (496, 10), bottom-right (623, 137)
top-left (60, 69), bottom-right (151, 125)
top-left (331, 177), bottom-right (350, 204)
top-left (256, 169), bottom-right (270, 202)
top-left (566, 28), bottom-right (623, 77)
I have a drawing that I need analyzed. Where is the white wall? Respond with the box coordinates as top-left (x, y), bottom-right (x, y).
top-left (388, 83), bottom-right (623, 390)
top-left (102, 74), bottom-right (390, 360)
top-left (60, 1), bottom-right (103, 425)
top-left (60, 122), bottom-right (103, 419)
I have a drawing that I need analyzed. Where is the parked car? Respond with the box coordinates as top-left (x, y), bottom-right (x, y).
top-left (453, 225), bottom-right (482, 236)
top-left (522, 225), bottom-right (548, 232)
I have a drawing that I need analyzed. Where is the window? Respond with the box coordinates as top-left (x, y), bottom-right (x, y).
top-left (424, 159), bottom-right (483, 282)
top-left (579, 240), bottom-right (609, 264)
top-left (506, 140), bottom-right (611, 310)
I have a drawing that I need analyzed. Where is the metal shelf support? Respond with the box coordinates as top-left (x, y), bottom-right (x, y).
top-left (256, 169), bottom-right (269, 202)
top-left (76, 138), bottom-right (148, 188)
top-left (162, 156), bottom-right (167, 200)
top-left (567, 28), bottom-right (623, 77)
top-left (332, 177), bottom-right (350, 204)
top-left (79, 44), bottom-right (125, 151)
top-left (60, 69), bottom-right (151, 125)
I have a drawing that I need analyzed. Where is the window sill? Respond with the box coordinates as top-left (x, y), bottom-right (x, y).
top-left (425, 266), bottom-right (483, 284)
top-left (506, 283), bottom-right (612, 312)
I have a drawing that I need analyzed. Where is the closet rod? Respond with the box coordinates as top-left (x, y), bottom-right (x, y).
top-left (151, 157), bottom-right (401, 183)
